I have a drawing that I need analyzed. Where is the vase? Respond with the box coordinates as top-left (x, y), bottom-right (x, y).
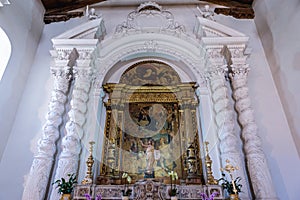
top-left (229, 194), bottom-right (239, 200)
top-left (122, 196), bottom-right (129, 200)
top-left (171, 196), bottom-right (178, 200)
top-left (60, 193), bottom-right (71, 200)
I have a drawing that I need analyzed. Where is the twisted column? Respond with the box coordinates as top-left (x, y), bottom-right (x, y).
top-left (50, 48), bottom-right (94, 200)
top-left (206, 46), bottom-right (251, 199)
top-left (22, 50), bottom-right (72, 200)
top-left (228, 46), bottom-right (277, 200)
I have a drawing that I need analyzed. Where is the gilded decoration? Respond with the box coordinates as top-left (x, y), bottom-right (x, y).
top-left (100, 61), bottom-right (203, 184)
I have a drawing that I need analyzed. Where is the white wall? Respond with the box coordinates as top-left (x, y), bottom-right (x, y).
top-left (0, 0), bottom-right (44, 198)
top-left (0, 0), bottom-right (44, 160)
top-left (254, 0), bottom-right (300, 156)
top-left (215, 13), bottom-right (300, 200)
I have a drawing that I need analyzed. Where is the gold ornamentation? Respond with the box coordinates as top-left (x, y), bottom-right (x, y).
top-left (82, 141), bottom-right (95, 184)
top-left (221, 159), bottom-right (239, 194)
top-left (204, 141), bottom-right (218, 185)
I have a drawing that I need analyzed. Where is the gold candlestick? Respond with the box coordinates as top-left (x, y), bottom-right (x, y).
top-left (82, 141), bottom-right (95, 185)
top-left (204, 141), bottom-right (218, 184)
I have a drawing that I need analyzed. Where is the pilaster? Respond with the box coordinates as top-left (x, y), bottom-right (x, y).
top-left (228, 45), bottom-right (278, 200)
top-left (22, 49), bottom-right (73, 200)
top-left (205, 45), bottom-right (251, 199)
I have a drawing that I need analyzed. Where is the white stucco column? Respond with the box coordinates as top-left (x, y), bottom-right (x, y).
top-left (50, 47), bottom-right (96, 200)
top-left (22, 49), bottom-right (73, 200)
top-left (228, 45), bottom-right (278, 200)
top-left (205, 45), bottom-right (251, 199)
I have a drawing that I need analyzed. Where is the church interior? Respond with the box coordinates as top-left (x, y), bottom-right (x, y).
top-left (0, 0), bottom-right (299, 200)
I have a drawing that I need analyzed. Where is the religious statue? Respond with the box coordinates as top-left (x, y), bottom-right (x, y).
top-left (141, 139), bottom-right (155, 177)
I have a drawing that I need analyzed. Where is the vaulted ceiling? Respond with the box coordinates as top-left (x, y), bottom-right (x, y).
top-left (40, 0), bottom-right (254, 24)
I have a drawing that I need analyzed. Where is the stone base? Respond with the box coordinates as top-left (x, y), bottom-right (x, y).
top-left (73, 180), bottom-right (224, 200)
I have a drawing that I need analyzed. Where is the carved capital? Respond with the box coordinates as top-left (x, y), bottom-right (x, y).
top-left (50, 66), bottom-right (72, 80)
top-left (206, 67), bottom-right (228, 81)
top-left (76, 48), bottom-right (95, 60)
top-left (229, 66), bottom-right (249, 80)
top-left (204, 46), bottom-right (227, 81)
top-left (50, 48), bottom-right (74, 61)
top-left (205, 45), bottom-right (224, 64)
top-left (73, 66), bottom-right (93, 80)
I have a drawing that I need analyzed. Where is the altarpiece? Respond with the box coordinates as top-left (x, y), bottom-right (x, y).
top-left (23, 2), bottom-right (278, 200)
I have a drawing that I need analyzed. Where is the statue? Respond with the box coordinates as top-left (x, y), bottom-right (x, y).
top-left (141, 139), bottom-right (155, 177)
top-left (196, 5), bottom-right (215, 21)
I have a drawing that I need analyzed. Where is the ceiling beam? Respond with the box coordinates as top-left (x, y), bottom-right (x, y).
top-left (42, 0), bottom-right (254, 24)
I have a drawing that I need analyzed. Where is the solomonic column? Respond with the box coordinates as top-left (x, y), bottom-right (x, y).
top-left (50, 48), bottom-right (95, 200)
top-left (22, 49), bottom-right (73, 200)
top-left (228, 45), bottom-right (277, 200)
top-left (205, 46), bottom-right (251, 199)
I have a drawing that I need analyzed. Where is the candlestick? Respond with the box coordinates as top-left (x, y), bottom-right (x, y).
top-left (82, 141), bottom-right (95, 184)
top-left (204, 141), bottom-right (217, 184)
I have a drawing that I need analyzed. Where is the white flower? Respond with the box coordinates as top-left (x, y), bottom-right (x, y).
top-left (127, 176), bottom-right (132, 184)
top-left (168, 171), bottom-right (178, 181)
top-left (122, 172), bottom-right (128, 179)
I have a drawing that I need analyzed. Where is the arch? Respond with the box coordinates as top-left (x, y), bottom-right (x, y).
top-left (93, 33), bottom-right (207, 88)
top-left (0, 27), bottom-right (11, 81)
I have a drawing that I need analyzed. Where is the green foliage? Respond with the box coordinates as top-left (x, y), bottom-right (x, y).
top-left (52, 173), bottom-right (77, 194)
top-left (218, 173), bottom-right (242, 195)
top-left (170, 188), bottom-right (178, 197)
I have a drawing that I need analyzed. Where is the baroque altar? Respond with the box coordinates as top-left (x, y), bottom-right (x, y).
top-left (74, 61), bottom-right (224, 199)
top-left (22, 2), bottom-right (277, 200)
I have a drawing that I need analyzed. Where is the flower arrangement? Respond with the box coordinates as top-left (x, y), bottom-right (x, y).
top-left (52, 173), bottom-right (77, 194)
top-left (200, 191), bottom-right (219, 200)
top-left (218, 173), bottom-right (242, 195)
top-left (84, 193), bottom-right (102, 200)
top-left (168, 170), bottom-right (178, 197)
top-left (121, 172), bottom-right (132, 196)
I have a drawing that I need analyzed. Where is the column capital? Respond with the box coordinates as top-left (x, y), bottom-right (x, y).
top-left (227, 44), bottom-right (250, 74)
top-left (204, 45), bottom-right (228, 81)
top-left (205, 45), bottom-right (225, 66)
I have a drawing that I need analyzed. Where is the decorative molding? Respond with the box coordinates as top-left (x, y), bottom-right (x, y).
top-left (73, 181), bottom-right (224, 200)
top-left (114, 2), bottom-right (186, 37)
top-left (93, 35), bottom-right (206, 89)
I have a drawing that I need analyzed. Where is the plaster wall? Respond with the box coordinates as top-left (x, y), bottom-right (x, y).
top-left (253, 0), bottom-right (300, 156)
top-left (0, 0), bottom-right (44, 198)
top-left (0, 0), bottom-right (44, 160)
top-left (216, 14), bottom-right (300, 199)
top-left (0, 3), bottom-right (299, 199)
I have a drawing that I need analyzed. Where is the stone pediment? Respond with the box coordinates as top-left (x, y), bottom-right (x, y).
top-left (52, 18), bottom-right (106, 48)
top-left (194, 17), bottom-right (249, 44)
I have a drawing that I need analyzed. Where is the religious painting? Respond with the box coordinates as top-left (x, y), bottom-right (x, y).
top-left (121, 102), bottom-right (182, 178)
top-left (120, 61), bottom-right (181, 86)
